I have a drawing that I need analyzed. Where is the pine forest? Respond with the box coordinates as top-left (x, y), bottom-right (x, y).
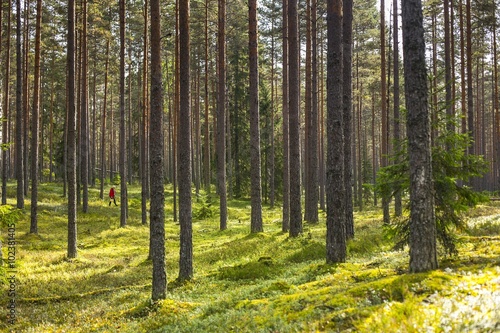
top-left (0, 0), bottom-right (499, 331)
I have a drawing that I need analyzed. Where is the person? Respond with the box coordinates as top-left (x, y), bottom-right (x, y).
top-left (109, 187), bottom-right (118, 206)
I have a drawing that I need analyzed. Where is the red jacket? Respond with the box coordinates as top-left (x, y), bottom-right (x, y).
top-left (109, 188), bottom-right (115, 198)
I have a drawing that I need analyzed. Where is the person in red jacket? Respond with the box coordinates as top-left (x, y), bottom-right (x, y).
top-left (109, 187), bottom-right (118, 206)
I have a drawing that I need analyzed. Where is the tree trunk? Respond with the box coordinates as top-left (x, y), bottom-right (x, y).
top-left (288, 0), bottom-right (302, 237)
top-left (282, 0), bottom-right (290, 232)
top-left (444, 0), bottom-right (453, 135)
top-left (119, 0), bottom-right (127, 227)
top-left (127, 50), bottom-right (133, 187)
top-left (22, 0), bottom-right (29, 197)
top-left (402, 0), bottom-right (438, 273)
top-left (141, 0), bottom-right (149, 225)
top-left (2, 0), bottom-right (12, 205)
top-left (150, 0), bottom-right (166, 300)
top-left (15, 0), bottom-right (24, 209)
top-left (304, 0), bottom-right (312, 222)
top-left (393, 0), bottom-right (402, 216)
top-left (100, 40), bottom-right (110, 200)
top-left (305, 0), bottom-right (319, 224)
top-left (30, 0), bottom-right (42, 234)
top-left (178, 0), bottom-right (193, 281)
top-left (203, 0), bottom-right (210, 193)
top-left (91, 56), bottom-right (97, 187)
top-left (109, 90), bottom-right (114, 183)
top-left (493, 19), bottom-right (499, 186)
top-left (459, 0), bottom-right (466, 135)
top-left (380, 0), bottom-right (390, 225)
top-left (319, 26), bottom-right (326, 211)
top-left (326, 0), bottom-right (346, 263)
top-left (466, 0), bottom-right (474, 156)
top-left (217, 0), bottom-right (228, 230)
top-left (67, 0), bottom-right (77, 259)
top-left (343, 0), bottom-right (354, 238)
top-left (249, 0), bottom-right (263, 233)
top-left (81, 0), bottom-right (89, 213)
top-left (371, 88), bottom-right (377, 206)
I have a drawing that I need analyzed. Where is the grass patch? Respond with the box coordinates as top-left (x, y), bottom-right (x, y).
top-left (0, 182), bottom-right (499, 332)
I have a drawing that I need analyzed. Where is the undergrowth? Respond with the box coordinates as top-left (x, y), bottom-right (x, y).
top-left (0, 183), bottom-right (499, 332)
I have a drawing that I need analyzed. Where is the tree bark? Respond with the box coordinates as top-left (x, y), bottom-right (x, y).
top-left (67, 0), bottom-right (77, 259)
top-left (119, 0), bottom-right (128, 226)
top-left (466, 0), bottom-right (474, 156)
top-left (217, 0), bottom-right (228, 230)
top-left (393, 0), bottom-right (402, 217)
top-left (288, 0), bottom-right (302, 237)
top-left (141, 0), bottom-right (149, 224)
top-left (2, 0), bottom-right (12, 205)
top-left (150, 0), bottom-right (166, 300)
top-left (178, 0), bottom-right (193, 281)
top-left (203, 0), bottom-right (211, 193)
top-left (402, 0), bottom-right (438, 273)
top-left (380, 0), bottom-right (390, 225)
top-left (304, 0), bottom-right (319, 224)
top-left (15, 0), bottom-right (24, 209)
top-left (249, 0), bottom-right (263, 233)
top-left (22, 0), bottom-right (29, 197)
top-left (30, 0), bottom-right (42, 234)
top-left (343, 0), bottom-right (354, 238)
top-left (100, 40), bottom-right (110, 200)
top-left (326, 0), bottom-right (346, 263)
top-left (282, 0), bottom-right (290, 232)
top-left (81, 0), bottom-right (89, 213)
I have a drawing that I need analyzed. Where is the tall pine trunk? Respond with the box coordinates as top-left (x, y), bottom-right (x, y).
top-left (81, 0), bottom-right (89, 213)
top-left (343, 0), bottom-right (354, 238)
top-left (30, 0), bottom-right (42, 234)
top-left (150, 0), bottom-right (166, 300)
top-left (203, 0), bottom-right (210, 193)
top-left (15, 0), bottom-right (24, 209)
top-left (178, 0), bottom-right (193, 281)
top-left (402, 0), bottom-right (438, 273)
top-left (304, 0), bottom-right (319, 224)
top-left (67, 0), bottom-right (77, 259)
top-left (119, 0), bottom-right (127, 226)
top-left (2, 0), bottom-right (12, 205)
top-left (326, 0), bottom-right (346, 263)
top-left (249, 0), bottom-right (263, 233)
top-left (217, 0), bottom-right (228, 230)
top-left (141, 0), bottom-right (149, 225)
top-left (393, 0), bottom-right (402, 217)
top-left (282, 0), bottom-right (290, 232)
top-left (288, 0), bottom-right (302, 237)
top-left (100, 40), bottom-right (110, 200)
top-left (380, 0), bottom-right (390, 225)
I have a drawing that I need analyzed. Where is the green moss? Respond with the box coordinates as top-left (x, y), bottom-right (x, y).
top-left (2, 182), bottom-right (499, 333)
top-left (217, 259), bottom-right (279, 281)
top-left (286, 241), bottom-right (325, 263)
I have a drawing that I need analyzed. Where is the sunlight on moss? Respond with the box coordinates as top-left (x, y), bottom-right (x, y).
top-left (2, 183), bottom-right (500, 332)
top-left (356, 267), bottom-right (500, 333)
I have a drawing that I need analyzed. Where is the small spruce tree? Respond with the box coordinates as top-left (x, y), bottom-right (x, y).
top-left (377, 114), bottom-right (488, 255)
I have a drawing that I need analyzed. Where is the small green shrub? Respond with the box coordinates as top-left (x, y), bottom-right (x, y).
top-left (193, 194), bottom-right (216, 220)
top-left (217, 259), bottom-right (278, 281)
top-left (378, 115), bottom-right (488, 255)
top-left (286, 241), bottom-right (325, 263)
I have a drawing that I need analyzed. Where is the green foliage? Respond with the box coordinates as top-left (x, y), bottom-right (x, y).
top-left (193, 193), bottom-right (216, 220)
top-left (217, 257), bottom-right (278, 281)
top-left (377, 116), bottom-right (489, 255)
top-left (0, 205), bottom-right (23, 229)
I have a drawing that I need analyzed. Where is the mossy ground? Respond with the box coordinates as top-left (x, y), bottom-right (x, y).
top-left (1, 183), bottom-right (499, 332)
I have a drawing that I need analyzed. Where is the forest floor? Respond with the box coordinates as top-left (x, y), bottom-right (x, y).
top-left (0, 183), bottom-right (499, 332)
